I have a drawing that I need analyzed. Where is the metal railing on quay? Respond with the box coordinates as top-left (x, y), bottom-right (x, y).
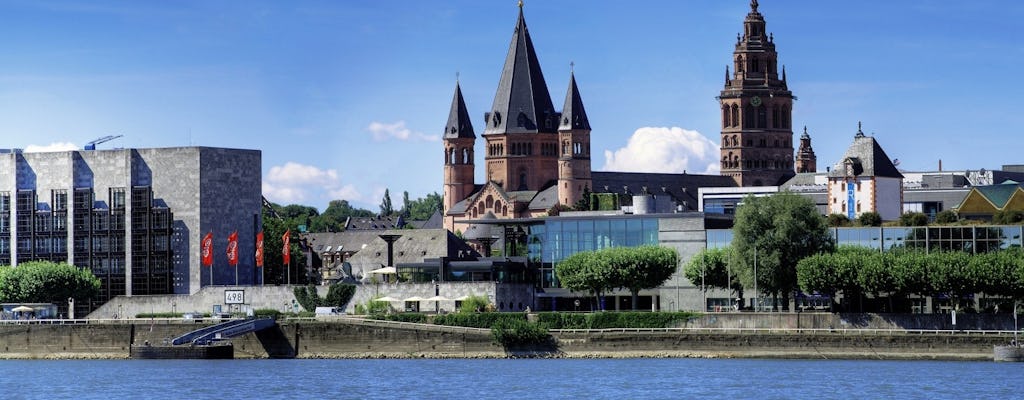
top-left (549, 327), bottom-right (1022, 336)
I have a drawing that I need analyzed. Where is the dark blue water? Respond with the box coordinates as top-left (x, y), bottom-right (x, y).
top-left (0, 358), bottom-right (1016, 399)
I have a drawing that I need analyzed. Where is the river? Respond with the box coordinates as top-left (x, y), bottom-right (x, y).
top-left (2, 358), bottom-right (1016, 399)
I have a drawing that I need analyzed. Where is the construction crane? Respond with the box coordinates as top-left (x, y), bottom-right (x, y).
top-left (84, 134), bottom-right (123, 150)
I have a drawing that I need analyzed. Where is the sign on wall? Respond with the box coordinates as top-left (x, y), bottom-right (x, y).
top-left (224, 290), bottom-right (245, 304)
top-left (847, 182), bottom-right (856, 220)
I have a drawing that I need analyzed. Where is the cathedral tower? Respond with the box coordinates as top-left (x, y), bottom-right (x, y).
top-left (719, 0), bottom-right (795, 186)
top-left (795, 126), bottom-right (817, 173)
top-left (442, 81), bottom-right (476, 215)
top-left (557, 70), bottom-right (592, 206)
top-left (482, 4), bottom-right (560, 192)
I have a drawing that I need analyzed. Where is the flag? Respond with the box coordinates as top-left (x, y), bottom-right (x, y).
top-left (282, 230), bottom-right (291, 265)
top-left (201, 232), bottom-right (214, 266)
top-left (255, 231), bottom-right (264, 267)
top-left (227, 231), bottom-right (239, 266)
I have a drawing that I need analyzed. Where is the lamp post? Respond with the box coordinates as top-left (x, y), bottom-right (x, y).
top-left (753, 245), bottom-right (758, 312)
top-left (701, 252), bottom-right (706, 312)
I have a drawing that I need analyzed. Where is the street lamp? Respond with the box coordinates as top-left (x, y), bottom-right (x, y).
top-left (753, 245), bottom-right (758, 312)
top-left (701, 252), bottom-right (706, 312)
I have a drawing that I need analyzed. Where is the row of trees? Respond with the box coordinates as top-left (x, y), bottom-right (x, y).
top-left (0, 261), bottom-right (100, 306)
top-left (555, 245), bottom-right (679, 310)
top-left (798, 246), bottom-right (1024, 310)
top-left (270, 191), bottom-right (443, 234)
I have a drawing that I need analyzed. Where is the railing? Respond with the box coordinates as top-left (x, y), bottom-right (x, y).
top-left (550, 327), bottom-right (1021, 336)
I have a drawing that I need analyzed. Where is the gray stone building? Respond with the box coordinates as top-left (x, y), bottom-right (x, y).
top-left (0, 146), bottom-right (261, 313)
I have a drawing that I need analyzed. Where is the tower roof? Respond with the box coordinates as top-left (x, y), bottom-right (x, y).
top-left (559, 70), bottom-right (590, 131)
top-left (828, 123), bottom-right (903, 179)
top-left (484, 5), bottom-right (556, 135)
top-left (444, 81), bottom-right (475, 139)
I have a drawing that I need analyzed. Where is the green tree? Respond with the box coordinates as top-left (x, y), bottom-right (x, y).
top-left (261, 210), bottom-right (309, 285)
top-left (857, 211), bottom-right (882, 227)
top-left (406, 192), bottom-right (443, 221)
top-left (0, 261), bottom-right (100, 305)
top-left (732, 192), bottom-right (833, 310)
top-left (312, 199), bottom-right (374, 232)
top-left (380, 189), bottom-right (394, 216)
top-left (573, 186), bottom-right (592, 211)
top-left (683, 247), bottom-right (742, 298)
top-left (401, 191), bottom-right (411, 217)
top-left (555, 251), bottom-right (614, 310)
top-left (608, 246), bottom-right (679, 310)
top-left (993, 210), bottom-right (1024, 224)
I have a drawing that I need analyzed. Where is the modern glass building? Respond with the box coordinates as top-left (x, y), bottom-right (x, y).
top-left (707, 225), bottom-right (1024, 252)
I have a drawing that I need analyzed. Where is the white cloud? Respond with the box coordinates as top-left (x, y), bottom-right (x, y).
top-left (263, 162), bottom-right (364, 205)
top-left (24, 142), bottom-right (79, 152)
top-left (601, 127), bottom-right (720, 175)
top-left (367, 120), bottom-right (438, 142)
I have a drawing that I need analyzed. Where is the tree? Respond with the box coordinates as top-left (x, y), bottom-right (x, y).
top-left (312, 200), bottom-right (374, 232)
top-left (732, 192), bottom-right (833, 310)
top-left (857, 211), bottom-right (882, 227)
top-left (380, 189), bottom-right (394, 216)
top-left (555, 251), bottom-right (613, 311)
top-left (401, 191), bottom-right (411, 217)
top-left (262, 209), bottom-right (309, 285)
top-left (406, 192), bottom-right (443, 221)
top-left (994, 210), bottom-right (1024, 224)
top-left (683, 247), bottom-right (742, 299)
top-left (0, 261), bottom-right (100, 306)
top-left (608, 246), bottom-right (679, 310)
top-left (572, 186), bottom-right (592, 211)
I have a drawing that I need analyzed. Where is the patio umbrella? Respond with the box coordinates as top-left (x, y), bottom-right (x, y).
top-left (453, 295), bottom-right (471, 301)
top-left (11, 306), bottom-right (34, 313)
top-left (403, 296), bottom-right (425, 302)
top-left (372, 296), bottom-right (401, 302)
top-left (424, 295), bottom-right (450, 302)
top-left (369, 266), bottom-right (397, 274)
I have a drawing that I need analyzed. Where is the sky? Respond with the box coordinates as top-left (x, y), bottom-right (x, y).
top-left (2, 1), bottom-right (1022, 213)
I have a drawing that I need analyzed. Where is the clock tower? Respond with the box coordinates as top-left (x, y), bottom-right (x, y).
top-left (719, 0), bottom-right (795, 186)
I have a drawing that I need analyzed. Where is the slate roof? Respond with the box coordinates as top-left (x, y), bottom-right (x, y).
top-left (972, 184), bottom-right (1024, 208)
top-left (484, 6), bottom-right (557, 135)
top-left (558, 71), bottom-right (590, 131)
top-left (408, 210), bottom-right (443, 229)
top-left (827, 126), bottom-right (904, 179)
top-left (444, 81), bottom-right (475, 139)
top-left (340, 229), bottom-right (480, 278)
top-left (344, 215), bottom-right (406, 230)
top-left (592, 171), bottom-right (737, 211)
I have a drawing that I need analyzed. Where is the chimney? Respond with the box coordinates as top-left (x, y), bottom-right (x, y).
top-left (939, 159), bottom-right (943, 172)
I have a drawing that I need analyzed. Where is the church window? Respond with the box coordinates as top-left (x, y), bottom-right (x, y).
top-left (723, 105), bottom-right (730, 127)
top-left (731, 135), bottom-right (738, 146)
top-left (757, 106), bottom-right (767, 128)
top-left (752, 58), bottom-right (760, 74)
top-left (528, 143), bottom-right (533, 155)
top-left (744, 105), bottom-right (753, 127)
top-left (518, 169), bottom-right (528, 191)
top-left (462, 148), bottom-right (470, 164)
top-left (449, 148), bottom-right (456, 164)
top-left (731, 105), bottom-right (739, 127)
top-left (562, 141), bottom-right (569, 155)
top-left (486, 195), bottom-right (494, 209)
top-left (772, 108), bottom-right (780, 129)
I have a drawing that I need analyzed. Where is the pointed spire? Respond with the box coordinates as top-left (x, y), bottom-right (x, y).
top-left (445, 81), bottom-right (475, 139)
top-left (855, 121), bottom-right (866, 138)
top-left (751, 0), bottom-right (759, 12)
top-left (801, 126), bottom-right (810, 139)
top-left (486, 3), bottom-right (556, 134)
top-left (782, 65), bottom-right (787, 83)
top-left (725, 65), bottom-right (731, 85)
top-left (560, 69), bottom-right (590, 131)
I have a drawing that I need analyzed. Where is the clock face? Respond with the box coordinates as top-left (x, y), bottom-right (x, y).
top-left (750, 96), bottom-right (762, 107)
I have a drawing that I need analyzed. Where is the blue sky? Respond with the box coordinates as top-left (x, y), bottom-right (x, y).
top-left (2, 1), bottom-right (1021, 212)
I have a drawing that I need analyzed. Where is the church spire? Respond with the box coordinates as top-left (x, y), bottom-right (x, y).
top-left (485, 3), bottom-right (556, 135)
top-left (444, 80), bottom-right (475, 139)
top-left (559, 68), bottom-right (590, 131)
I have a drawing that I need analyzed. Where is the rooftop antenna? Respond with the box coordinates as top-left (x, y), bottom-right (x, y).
top-left (84, 134), bottom-right (123, 150)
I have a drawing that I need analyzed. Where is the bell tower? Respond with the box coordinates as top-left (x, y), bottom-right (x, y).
top-left (442, 81), bottom-right (476, 216)
top-left (719, 0), bottom-right (795, 186)
top-left (795, 126), bottom-right (817, 173)
top-left (557, 69), bottom-right (592, 207)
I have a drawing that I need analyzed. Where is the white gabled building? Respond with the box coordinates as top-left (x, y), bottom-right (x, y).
top-left (827, 123), bottom-right (904, 221)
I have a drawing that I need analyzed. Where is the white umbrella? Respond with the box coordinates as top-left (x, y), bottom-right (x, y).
top-left (403, 296), bottom-right (425, 302)
top-left (11, 306), bottom-right (34, 313)
top-left (424, 295), bottom-right (450, 302)
top-left (453, 295), bottom-right (471, 301)
top-left (373, 296), bottom-right (401, 302)
top-left (369, 266), bottom-right (397, 274)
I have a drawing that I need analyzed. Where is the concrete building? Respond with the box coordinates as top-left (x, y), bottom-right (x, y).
top-left (0, 147), bottom-right (261, 314)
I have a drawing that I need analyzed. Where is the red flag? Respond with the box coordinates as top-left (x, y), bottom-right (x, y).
top-left (227, 231), bottom-right (239, 266)
top-left (282, 230), bottom-right (291, 265)
top-left (201, 232), bottom-right (214, 266)
top-left (255, 231), bottom-right (264, 267)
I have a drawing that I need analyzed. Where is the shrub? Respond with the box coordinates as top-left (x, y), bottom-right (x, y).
top-left (491, 319), bottom-right (550, 347)
top-left (293, 285), bottom-right (319, 311)
top-left (433, 312), bottom-right (526, 328)
top-left (857, 212), bottom-right (882, 227)
top-left (535, 312), bottom-right (589, 329)
top-left (900, 212), bottom-right (929, 226)
top-left (325, 283), bottom-right (357, 309)
top-left (135, 312), bottom-right (180, 318)
top-left (254, 308), bottom-right (282, 319)
top-left (458, 295), bottom-right (491, 313)
top-left (935, 210), bottom-right (959, 224)
top-left (536, 311), bottom-right (699, 329)
top-left (827, 213), bottom-right (850, 227)
top-left (369, 313), bottom-right (428, 323)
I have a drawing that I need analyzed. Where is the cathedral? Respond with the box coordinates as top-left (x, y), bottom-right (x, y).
top-left (442, 1), bottom-right (813, 232)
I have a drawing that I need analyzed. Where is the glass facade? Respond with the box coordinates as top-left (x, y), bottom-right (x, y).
top-left (532, 217), bottom-right (659, 289)
top-left (705, 225), bottom-right (1024, 253)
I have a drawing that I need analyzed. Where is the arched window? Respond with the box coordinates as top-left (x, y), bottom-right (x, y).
top-left (731, 135), bottom-right (738, 146)
top-left (495, 200), bottom-right (503, 212)
top-left (757, 106), bottom-right (767, 128)
top-left (562, 141), bottom-right (568, 155)
top-left (486, 195), bottom-right (494, 208)
top-left (731, 105), bottom-right (739, 128)
top-left (518, 169), bottom-right (528, 191)
top-left (462, 148), bottom-right (470, 164)
top-left (449, 148), bottom-right (456, 164)
top-left (723, 105), bottom-right (730, 127)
